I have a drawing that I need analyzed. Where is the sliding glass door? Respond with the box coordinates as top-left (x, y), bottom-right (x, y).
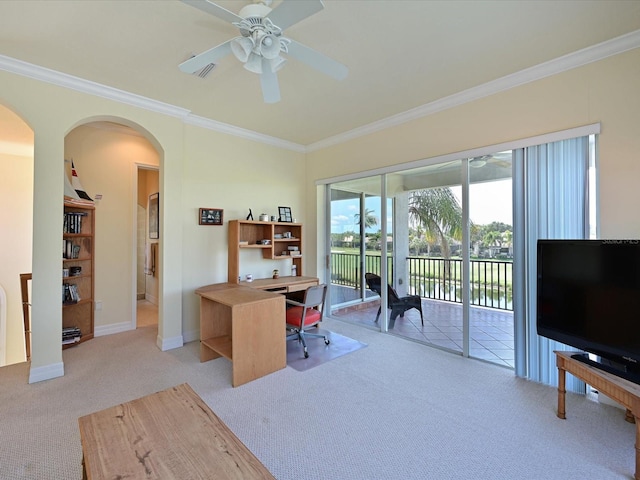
top-left (327, 154), bottom-right (514, 366)
top-left (467, 152), bottom-right (514, 367)
top-left (328, 178), bottom-right (384, 324)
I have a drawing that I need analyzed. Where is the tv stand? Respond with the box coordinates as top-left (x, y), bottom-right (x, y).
top-left (555, 351), bottom-right (640, 480)
top-left (571, 352), bottom-right (640, 385)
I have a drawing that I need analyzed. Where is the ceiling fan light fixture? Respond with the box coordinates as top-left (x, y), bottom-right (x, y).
top-left (244, 52), bottom-right (263, 74)
top-left (260, 34), bottom-right (281, 59)
top-left (469, 155), bottom-right (491, 168)
top-left (230, 36), bottom-right (255, 63)
top-left (238, 3), bottom-right (272, 22)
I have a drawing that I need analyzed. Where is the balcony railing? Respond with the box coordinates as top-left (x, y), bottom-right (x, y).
top-left (331, 252), bottom-right (513, 311)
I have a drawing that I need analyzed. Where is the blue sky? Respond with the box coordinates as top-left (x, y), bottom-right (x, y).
top-left (331, 179), bottom-right (513, 234)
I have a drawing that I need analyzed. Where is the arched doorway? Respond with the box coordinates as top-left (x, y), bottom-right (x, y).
top-left (0, 104), bottom-right (34, 366)
top-left (64, 119), bottom-right (161, 342)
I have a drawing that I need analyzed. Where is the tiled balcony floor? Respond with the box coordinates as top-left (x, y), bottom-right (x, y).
top-left (330, 285), bottom-right (514, 368)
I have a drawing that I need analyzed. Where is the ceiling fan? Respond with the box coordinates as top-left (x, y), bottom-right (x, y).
top-left (179, 0), bottom-right (348, 103)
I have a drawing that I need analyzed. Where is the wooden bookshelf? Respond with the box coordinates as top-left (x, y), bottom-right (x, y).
top-left (227, 219), bottom-right (303, 284)
top-left (63, 198), bottom-right (95, 348)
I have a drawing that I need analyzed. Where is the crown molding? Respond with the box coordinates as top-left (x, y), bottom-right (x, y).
top-left (183, 114), bottom-right (306, 152)
top-left (306, 29), bottom-right (640, 152)
top-left (0, 55), bottom-right (191, 119)
top-left (0, 54), bottom-right (304, 151)
top-left (1, 28), bottom-right (639, 154)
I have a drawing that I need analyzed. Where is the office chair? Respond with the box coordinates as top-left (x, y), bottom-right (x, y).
top-left (286, 284), bottom-right (330, 358)
top-left (365, 273), bottom-right (424, 329)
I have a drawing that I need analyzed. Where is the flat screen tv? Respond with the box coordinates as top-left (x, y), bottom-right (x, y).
top-left (537, 239), bottom-right (640, 384)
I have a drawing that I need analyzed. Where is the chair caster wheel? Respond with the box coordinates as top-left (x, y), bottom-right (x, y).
top-left (324, 339), bottom-right (330, 345)
top-left (304, 349), bottom-right (309, 358)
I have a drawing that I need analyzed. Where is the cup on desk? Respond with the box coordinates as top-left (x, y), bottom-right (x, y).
top-left (246, 274), bottom-right (253, 282)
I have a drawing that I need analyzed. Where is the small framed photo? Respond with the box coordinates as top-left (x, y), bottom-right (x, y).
top-left (199, 208), bottom-right (224, 225)
top-left (149, 193), bottom-right (159, 239)
top-left (278, 206), bottom-right (292, 223)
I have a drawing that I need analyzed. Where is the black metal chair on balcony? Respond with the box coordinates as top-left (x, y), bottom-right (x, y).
top-left (365, 273), bottom-right (424, 329)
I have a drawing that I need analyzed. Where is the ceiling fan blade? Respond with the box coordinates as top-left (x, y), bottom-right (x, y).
top-left (286, 40), bottom-right (348, 81)
top-left (180, 0), bottom-right (242, 24)
top-left (268, 0), bottom-right (324, 30)
top-left (260, 60), bottom-right (281, 103)
top-left (179, 40), bottom-right (232, 73)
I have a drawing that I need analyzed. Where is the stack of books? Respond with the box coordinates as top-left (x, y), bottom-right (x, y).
top-left (62, 326), bottom-right (82, 345)
top-left (62, 283), bottom-right (81, 304)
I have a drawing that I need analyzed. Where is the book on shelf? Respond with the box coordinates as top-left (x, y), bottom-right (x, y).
top-left (62, 326), bottom-right (82, 344)
top-left (63, 211), bottom-right (88, 234)
top-left (62, 283), bottom-right (81, 304)
top-left (63, 240), bottom-right (82, 259)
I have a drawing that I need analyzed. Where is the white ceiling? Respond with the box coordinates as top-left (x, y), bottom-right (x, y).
top-left (1, 0), bottom-right (640, 147)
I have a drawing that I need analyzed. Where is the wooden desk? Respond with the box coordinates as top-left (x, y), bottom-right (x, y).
top-left (195, 283), bottom-right (286, 387)
top-left (239, 275), bottom-right (319, 293)
top-left (78, 383), bottom-right (275, 480)
top-left (555, 351), bottom-right (640, 479)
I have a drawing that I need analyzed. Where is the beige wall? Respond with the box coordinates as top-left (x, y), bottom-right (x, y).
top-left (180, 125), bottom-right (305, 341)
top-left (305, 48), bottom-right (640, 278)
top-left (0, 149), bottom-right (33, 365)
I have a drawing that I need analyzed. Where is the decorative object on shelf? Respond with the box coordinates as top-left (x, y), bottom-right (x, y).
top-left (199, 208), bottom-right (224, 225)
top-left (149, 192), bottom-right (159, 239)
top-left (246, 208), bottom-right (253, 220)
top-left (70, 160), bottom-right (93, 201)
top-left (278, 206), bottom-right (292, 222)
top-left (259, 213), bottom-right (269, 221)
top-left (270, 215), bottom-right (277, 221)
top-left (272, 269), bottom-right (279, 279)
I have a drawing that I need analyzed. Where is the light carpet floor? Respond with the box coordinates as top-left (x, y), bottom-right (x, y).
top-left (0, 318), bottom-right (635, 479)
top-left (286, 328), bottom-right (367, 371)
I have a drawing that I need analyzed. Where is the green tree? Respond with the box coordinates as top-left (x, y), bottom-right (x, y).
top-left (408, 187), bottom-right (463, 259)
top-left (354, 208), bottom-right (378, 230)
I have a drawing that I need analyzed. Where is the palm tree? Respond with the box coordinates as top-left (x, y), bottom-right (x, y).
top-left (354, 208), bottom-right (378, 230)
top-left (408, 188), bottom-right (463, 259)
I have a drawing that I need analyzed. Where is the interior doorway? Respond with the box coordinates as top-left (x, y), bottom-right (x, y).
top-left (136, 166), bottom-right (159, 329)
top-left (0, 104), bottom-right (33, 366)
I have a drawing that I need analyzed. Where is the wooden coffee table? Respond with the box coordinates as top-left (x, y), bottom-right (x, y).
top-left (78, 383), bottom-right (275, 479)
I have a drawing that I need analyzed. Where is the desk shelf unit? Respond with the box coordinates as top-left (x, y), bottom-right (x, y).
top-left (228, 219), bottom-right (303, 283)
top-left (195, 283), bottom-right (286, 387)
top-left (63, 199), bottom-right (95, 348)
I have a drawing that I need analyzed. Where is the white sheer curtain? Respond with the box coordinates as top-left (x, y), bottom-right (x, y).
top-left (513, 136), bottom-right (590, 393)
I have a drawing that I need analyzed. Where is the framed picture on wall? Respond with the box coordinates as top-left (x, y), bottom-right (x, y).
top-left (149, 192), bottom-right (159, 239)
top-left (199, 208), bottom-right (224, 225)
top-left (278, 206), bottom-right (292, 222)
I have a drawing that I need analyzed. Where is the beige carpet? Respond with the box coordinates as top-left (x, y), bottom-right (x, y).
top-left (0, 318), bottom-right (635, 479)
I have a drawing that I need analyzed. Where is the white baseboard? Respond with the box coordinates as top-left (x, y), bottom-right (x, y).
top-left (182, 328), bottom-right (199, 344)
top-left (145, 293), bottom-right (158, 305)
top-left (29, 362), bottom-right (64, 383)
top-left (157, 334), bottom-right (183, 351)
top-left (95, 321), bottom-right (134, 337)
